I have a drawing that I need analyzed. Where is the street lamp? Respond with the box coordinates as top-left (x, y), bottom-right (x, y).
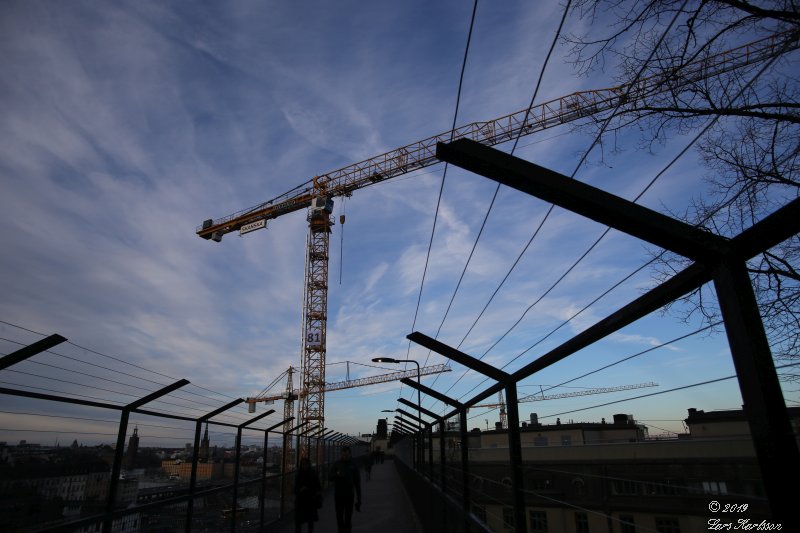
top-left (373, 357), bottom-right (421, 426)
top-left (373, 357), bottom-right (422, 469)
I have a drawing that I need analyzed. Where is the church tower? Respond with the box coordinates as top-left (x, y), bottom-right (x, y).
top-left (123, 426), bottom-right (139, 468)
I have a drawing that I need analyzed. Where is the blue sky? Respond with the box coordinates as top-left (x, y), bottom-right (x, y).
top-left (1, 0), bottom-right (795, 448)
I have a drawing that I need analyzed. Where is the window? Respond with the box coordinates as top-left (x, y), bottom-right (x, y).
top-left (702, 481), bottom-right (728, 495)
top-left (534, 436), bottom-right (548, 446)
top-left (529, 510), bottom-right (548, 533)
top-left (619, 514), bottom-right (636, 533)
top-left (575, 512), bottom-right (590, 533)
top-left (645, 480), bottom-right (685, 496)
top-left (611, 479), bottom-right (639, 495)
top-left (572, 477), bottom-right (586, 496)
top-left (561, 435), bottom-right (572, 446)
top-left (503, 507), bottom-right (515, 529)
top-left (655, 517), bottom-right (681, 533)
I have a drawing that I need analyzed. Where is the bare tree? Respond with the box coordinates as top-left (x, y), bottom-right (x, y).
top-left (567, 1), bottom-right (799, 378)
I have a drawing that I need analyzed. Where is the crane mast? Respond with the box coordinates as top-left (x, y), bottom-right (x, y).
top-left (282, 367), bottom-right (295, 473)
top-left (300, 198), bottom-right (334, 439)
top-left (197, 31), bottom-right (797, 451)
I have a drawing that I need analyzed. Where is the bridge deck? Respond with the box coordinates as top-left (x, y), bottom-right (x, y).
top-left (275, 458), bottom-right (422, 533)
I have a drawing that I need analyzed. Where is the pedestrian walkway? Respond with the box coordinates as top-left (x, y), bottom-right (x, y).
top-left (276, 458), bottom-right (422, 533)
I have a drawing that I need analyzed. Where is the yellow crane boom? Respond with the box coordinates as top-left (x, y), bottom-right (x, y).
top-left (196, 31), bottom-right (795, 241)
top-left (247, 363), bottom-right (451, 406)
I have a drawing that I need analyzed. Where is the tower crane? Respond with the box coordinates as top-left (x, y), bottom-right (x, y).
top-left (471, 381), bottom-right (659, 429)
top-left (252, 363), bottom-right (450, 472)
top-left (246, 362), bottom-right (451, 410)
top-left (197, 31), bottom-right (797, 447)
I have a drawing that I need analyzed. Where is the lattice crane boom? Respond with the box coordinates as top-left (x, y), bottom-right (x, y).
top-left (247, 363), bottom-right (451, 406)
top-left (196, 31), bottom-right (795, 242)
top-left (472, 381), bottom-right (660, 429)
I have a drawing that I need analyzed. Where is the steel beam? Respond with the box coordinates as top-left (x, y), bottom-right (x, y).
top-left (714, 261), bottom-right (799, 525)
top-left (0, 334), bottom-right (67, 371)
top-left (401, 377), bottom-right (464, 409)
top-left (436, 138), bottom-right (729, 262)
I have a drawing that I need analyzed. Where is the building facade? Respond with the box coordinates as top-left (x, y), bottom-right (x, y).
top-left (428, 408), bottom-right (797, 533)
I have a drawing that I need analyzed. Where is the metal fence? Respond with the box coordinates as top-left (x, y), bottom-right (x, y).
top-left (0, 341), bottom-right (367, 533)
top-left (387, 139), bottom-right (800, 533)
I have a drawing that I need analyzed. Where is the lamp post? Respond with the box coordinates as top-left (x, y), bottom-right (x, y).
top-left (374, 357), bottom-right (422, 470)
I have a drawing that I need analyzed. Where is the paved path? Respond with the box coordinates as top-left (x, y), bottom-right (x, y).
top-left (275, 459), bottom-right (422, 533)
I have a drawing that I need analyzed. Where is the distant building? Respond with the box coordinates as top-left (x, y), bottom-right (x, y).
top-left (426, 408), bottom-right (798, 533)
top-left (376, 418), bottom-right (388, 439)
top-left (123, 427), bottom-right (139, 469)
top-left (199, 423), bottom-right (211, 462)
top-left (161, 459), bottom-right (222, 480)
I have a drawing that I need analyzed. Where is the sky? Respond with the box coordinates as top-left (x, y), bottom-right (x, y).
top-left (1, 0), bottom-right (796, 449)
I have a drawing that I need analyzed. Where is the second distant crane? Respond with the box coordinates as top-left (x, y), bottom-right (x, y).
top-left (472, 381), bottom-right (659, 429)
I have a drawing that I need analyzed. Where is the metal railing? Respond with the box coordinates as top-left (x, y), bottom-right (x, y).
top-left (0, 339), bottom-right (366, 533)
top-left (388, 139), bottom-right (800, 533)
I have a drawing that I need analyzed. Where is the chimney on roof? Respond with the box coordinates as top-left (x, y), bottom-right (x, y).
top-left (613, 414), bottom-right (633, 425)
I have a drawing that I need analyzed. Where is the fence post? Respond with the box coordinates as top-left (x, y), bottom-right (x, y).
top-left (281, 421), bottom-right (308, 518)
top-left (230, 409), bottom-right (275, 533)
top-left (406, 332), bottom-right (529, 533)
top-left (505, 382), bottom-right (526, 533)
top-left (185, 398), bottom-right (243, 533)
top-left (104, 379), bottom-right (189, 533)
top-left (400, 377), bottom-right (468, 530)
top-left (714, 260), bottom-right (800, 527)
top-left (260, 417), bottom-right (292, 528)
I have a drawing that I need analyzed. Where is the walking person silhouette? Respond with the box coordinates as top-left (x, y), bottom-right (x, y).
top-left (364, 451), bottom-right (373, 481)
top-left (330, 446), bottom-right (361, 533)
top-left (294, 457), bottom-right (321, 533)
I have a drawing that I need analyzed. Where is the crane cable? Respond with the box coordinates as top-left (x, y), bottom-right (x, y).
top-left (407, 0), bottom-right (480, 340)
top-left (434, 0), bottom-right (691, 400)
top-left (339, 198), bottom-right (346, 285)
top-left (398, 0), bottom-right (480, 409)
top-left (422, 0), bottom-right (573, 380)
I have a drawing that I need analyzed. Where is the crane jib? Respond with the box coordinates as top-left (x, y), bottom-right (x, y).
top-left (197, 30), bottom-right (797, 240)
top-left (196, 195), bottom-right (314, 239)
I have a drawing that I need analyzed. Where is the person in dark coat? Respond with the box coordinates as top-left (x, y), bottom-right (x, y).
top-left (294, 457), bottom-right (322, 533)
top-left (330, 446), bottom-right (361, 533)
top-left (364, 451), bottom-right (373, 481)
